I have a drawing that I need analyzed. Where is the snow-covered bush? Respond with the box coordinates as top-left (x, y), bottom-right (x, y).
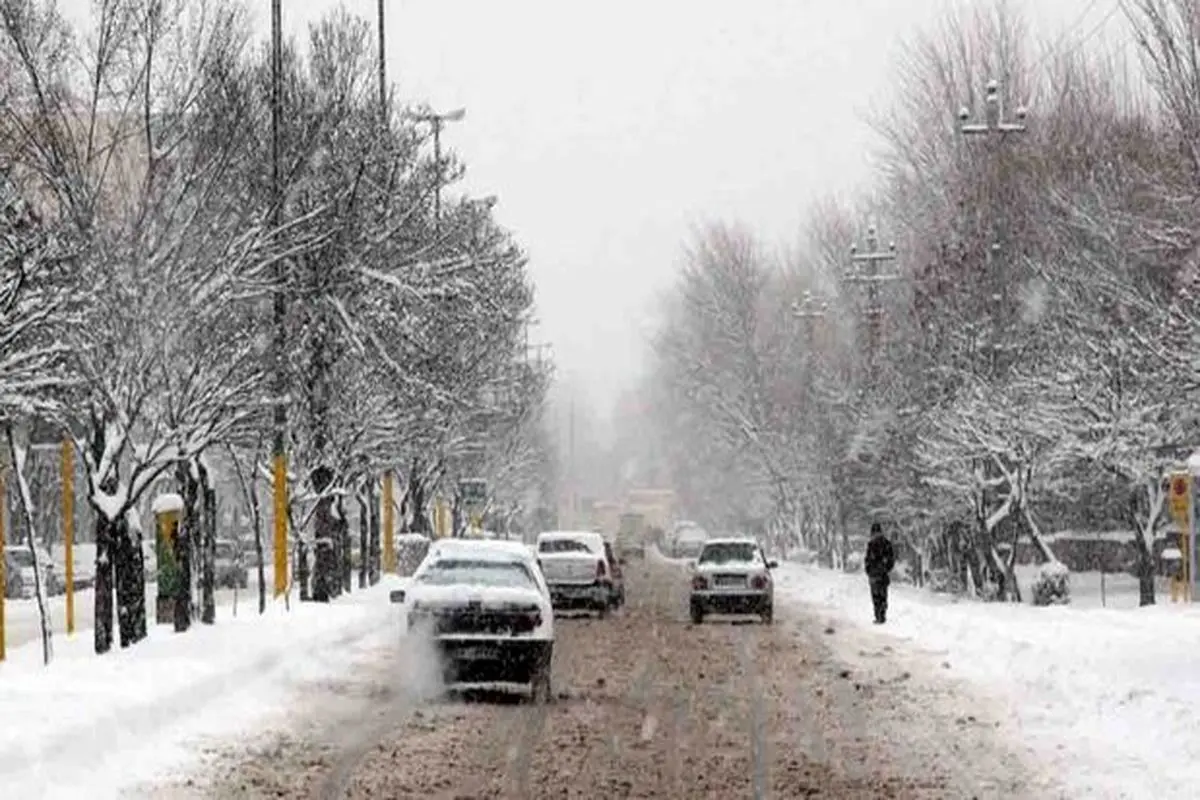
top-left (843, 551), bottom-right (864, 573)
top-left (927, 568), bottom-right (965, 594)
top-left (1031, 561), bottom-right (1071, 606)
top-left (789, 548), bottom-right (819, 565)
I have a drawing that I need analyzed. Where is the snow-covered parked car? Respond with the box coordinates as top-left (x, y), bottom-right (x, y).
top-left (214, 539), bottom-right (248, 589)
top-left (689, 537), bottom-right (778, 625)
top-left (391, 538), bottom-right (554, 702)
top-left (4, 545), bottom-right (61, 599)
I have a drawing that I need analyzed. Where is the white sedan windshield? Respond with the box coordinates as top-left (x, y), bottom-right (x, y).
top-left (698, 543), bottom-right (761, 565)
top-left (417, 559), bottom-right (536, 588)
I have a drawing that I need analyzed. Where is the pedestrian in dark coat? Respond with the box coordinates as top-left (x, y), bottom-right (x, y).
top-left (864, 522), bottom-right (896, 624)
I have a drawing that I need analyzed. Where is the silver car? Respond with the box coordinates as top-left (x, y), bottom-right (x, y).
top-left (688, 538), bottom-right (778, 624)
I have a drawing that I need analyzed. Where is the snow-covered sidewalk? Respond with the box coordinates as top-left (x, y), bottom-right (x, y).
top-left (776, 564), bottom-right (1200, 799)
top-left (0, 578), bottom-right (407, 800)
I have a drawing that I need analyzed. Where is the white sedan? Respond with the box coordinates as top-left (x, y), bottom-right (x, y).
top-left (391, 538), bottom-right (554, 702)
top-left (688, 537), bottom-right (778, 625)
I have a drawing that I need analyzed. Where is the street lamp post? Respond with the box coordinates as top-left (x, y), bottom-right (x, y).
top-left (413, 107), bottom-right (466, 232)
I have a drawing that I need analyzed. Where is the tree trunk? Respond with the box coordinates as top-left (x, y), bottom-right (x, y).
top-left (297, 538), bottom-right (311, 601)
top-left (5, 425), bottom-right (54, 664)
top-left (87, 416), bottom-right (118, 654)
top-left (252, 480), bottom-right (266, 614)
top-left (357, 490), bottom-right (368, 589)
top-left (311, 466), bottom-right (335, 603)
top-left (1128, 488), bottom-right (1157, 607)
top-left (339, 496), bottom-right (352, 593)
top-left (93, 510), bottom-right (116, 654)
top-left (174, 461), bottom-right (198, 633)
top-left (368, 478), bottom-right (380, 585)
top-left (200, 463), bottom-right (217, 624)
top-left (408, 459), bottom-right (430, 533)
top-left (113, 512), bottom-right (147, 647)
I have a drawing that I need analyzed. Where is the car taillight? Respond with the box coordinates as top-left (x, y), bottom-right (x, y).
top-left (596, 559), bottom-right (606, 578)
top-left (751, 574), bottom-right (768, 590)
top-left (692, 575), bottom-right (708, 590)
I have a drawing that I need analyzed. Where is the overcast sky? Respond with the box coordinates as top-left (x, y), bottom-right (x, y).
top-left (147, 1), bottom-right (1124, 421)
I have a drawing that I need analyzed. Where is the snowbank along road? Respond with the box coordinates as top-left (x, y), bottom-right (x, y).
top-left (139, 557), bottom-right (1060, 799)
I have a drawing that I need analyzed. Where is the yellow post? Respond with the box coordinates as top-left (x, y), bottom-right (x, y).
top-left (435, 497), bottom-right (449, 539)
top-left (62, 438), bottom-right (75, 635)
top-left (0, 461), bottom-right (7, 662)
top-left (382, 471), bottom-right (395, 573)
top-left (154, 504), bottom-right (181, 625)
top-left (272, 453), bottom-right (288, 597)
top-left (1168, 471), bottom-right (1193, 603)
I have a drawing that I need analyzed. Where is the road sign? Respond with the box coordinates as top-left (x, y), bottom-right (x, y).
top-left (458, 478), bottom-right (487, 508)
top-left (1168, 472), bottom-right (1191, 529)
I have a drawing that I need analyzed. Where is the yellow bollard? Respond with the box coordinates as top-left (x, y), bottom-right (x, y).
top-left (435, 497), bottom-right (450, 539)
top-left (382, 471), bottom-right (395, 573)
top-left (272, 452), bottom-right (288, 597)
top-left (154, 504), bottom-right (181, 625)
top-left (62, 438), bottom-right (75, 635)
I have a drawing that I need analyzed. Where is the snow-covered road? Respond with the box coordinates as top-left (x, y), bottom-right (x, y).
top-left (136, 554), bottom-right (1055, 798)
top-left (6, 551), bottom-right (1195, 798)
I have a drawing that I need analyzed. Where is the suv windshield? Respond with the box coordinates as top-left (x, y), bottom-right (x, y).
top-left (417, 559), bottom-right (536, 588)
top-left (7, 550), bottom-right (34, 568)
top-left (538, 539), bottom-right (592, 554)
top-left (698, 542), bottom-right (760, 565)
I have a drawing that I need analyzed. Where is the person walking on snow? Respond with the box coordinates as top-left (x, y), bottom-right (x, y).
top-left (864, 522), bottom-right (896, 624)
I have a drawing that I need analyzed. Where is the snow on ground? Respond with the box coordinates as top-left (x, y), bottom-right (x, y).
top-left (776, 562), bottom-right (1200, 800)
top-left (0, 577), bottom-right (408, 800)
top-left (1012, 563), bottom-right (1170, 609)
top-left (4, 577), bottom-right (263, 649)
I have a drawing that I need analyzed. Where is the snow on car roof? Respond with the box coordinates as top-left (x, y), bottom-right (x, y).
top-left (429, 538), bottom-right (533, 561)
top-left (701, 537), bottom-right (760, 547)
top-left (536, 530), bottom-right (604, 544)
top-left (395, 532), bottom-right (431, 542)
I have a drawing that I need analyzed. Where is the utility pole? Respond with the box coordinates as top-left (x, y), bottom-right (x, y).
top-left (846, 225), bottom-right (899, 372)
top-left (413, 107), bottom-right (466, 233)
top-left (958, 78), bottom-right (1028, 377)
top-left (791, 289), bottom-right (831, 376)
top-left (957, 78), bottom-right (1028, 600)
top-left (791, 289), bottom-right (828, 339)
top-left (791, 289), bottom-right (850, 570)
top-left (568, 395), bottom-right (576, 528)
top-left (269, 0), bottom-right (288, 601)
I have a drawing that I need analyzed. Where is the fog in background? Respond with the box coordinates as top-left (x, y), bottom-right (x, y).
top-left (55, 0), bottom-right (1116, 499)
